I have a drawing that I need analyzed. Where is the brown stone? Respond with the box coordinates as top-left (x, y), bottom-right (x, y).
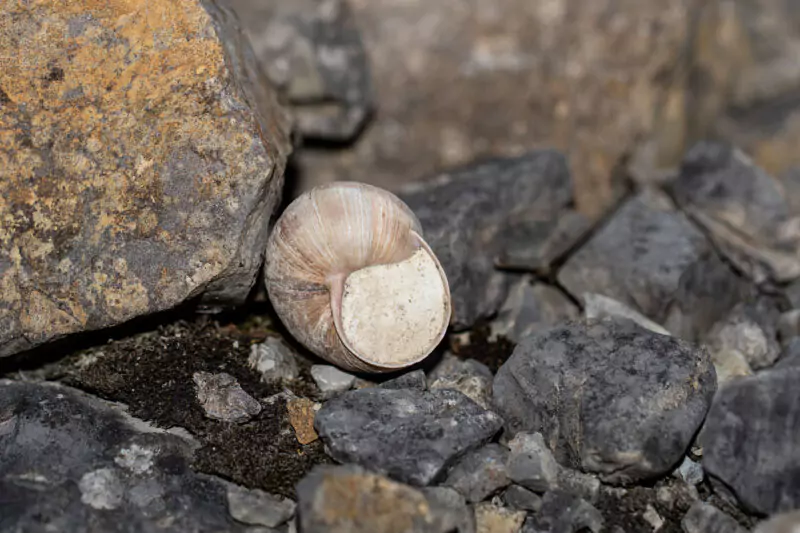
top-left (0, 0), bottom-right (292, 357)
top-left (291, 0), bottom-right (695, 219)
top-left (287, 397), bottom-right (319, 445)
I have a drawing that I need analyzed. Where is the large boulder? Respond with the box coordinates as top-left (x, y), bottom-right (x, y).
top-left (0, 0), bottom-right (292, 357)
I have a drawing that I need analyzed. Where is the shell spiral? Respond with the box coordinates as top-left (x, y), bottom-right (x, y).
top-left (264, 181), bottom-right (451, 373)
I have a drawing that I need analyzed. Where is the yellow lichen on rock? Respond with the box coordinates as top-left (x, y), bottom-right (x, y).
top-left (0, 0), bottom-right (292, 356)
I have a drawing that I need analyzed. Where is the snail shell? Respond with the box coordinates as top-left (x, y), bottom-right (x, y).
top-left (264, 181), bottom-right (452, 373)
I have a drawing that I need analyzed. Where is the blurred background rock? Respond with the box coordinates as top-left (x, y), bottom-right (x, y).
top-left (228, 0), bottom-right (800, 220)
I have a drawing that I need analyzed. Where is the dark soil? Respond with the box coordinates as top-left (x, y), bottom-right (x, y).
top-left (450, 321), bottom-right (516, 373)
top-left (56, 317), bottom-right (331, 499)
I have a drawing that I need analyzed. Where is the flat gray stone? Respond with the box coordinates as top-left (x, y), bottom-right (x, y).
top-left (492, 317), bottom-right (717, 484)
top-left (314, 387), bottom-right (503, 486)
top-left (702, 367), bottom-right (800, 515)
top-left (442, 444), bottom-right (510, 503)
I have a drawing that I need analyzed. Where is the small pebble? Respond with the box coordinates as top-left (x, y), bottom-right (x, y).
top-left (672, 456), bottom-right (703, 485)
top-left (192, 372), bottom-right (261, 423)
top-left (506, 432), bottom-right (558, 493)
top-left (225, 482), bottom-right (296, 528)
top-left (556, 467), bottom-right (601, 503)
top-left (286, 397), bottom-right (319, 445)
top-left (249, 337), bottom-right (299, 382)
top-left (429, 355), bottom-right (494, 409)
top-left (310, 365), bottom-right (355, 397)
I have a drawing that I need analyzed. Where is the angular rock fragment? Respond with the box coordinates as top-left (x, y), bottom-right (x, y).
top-left (522, 491), bottom-right (603, 533)
top-left (491, 277), bottom-right (579, 344)
top-left (429, 355), bottom-right (494, 409)
top-left (443, 444), bottom-right (510, 503)
top-left (702, 367), bottom-right (800, 515)
top-left (314, 387), bottom-right (503, 486)
top-left (502, 485), bottom-right (542, 513)
top-left (0, 379), bottom-right (256, 532)
top-left (671, 141), bottom-right (800, 284)
top-left (224, 481), bottom-right (296, 528)
top-left (399, 151), bottom-right (580, 329)
top-left (0, 0), bottom-right (291, 358)
top-left (492, 317), bottom-right (717, 484)
top-left (558, 189), bottom-right (750, 343)
top-left (505, 432), bottom-right (559, 493)
top-left (249, 338), bottom-right (300, 382)
top-left (193, 372), bottom-right (262, 423)
top-left (310, 365), bottom-right (355, 398)
top-left (295, 464), bottom-right (470, 533)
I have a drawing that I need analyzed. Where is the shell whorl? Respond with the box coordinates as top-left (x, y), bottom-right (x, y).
top-left (264, 181), bottom-right (448, 373)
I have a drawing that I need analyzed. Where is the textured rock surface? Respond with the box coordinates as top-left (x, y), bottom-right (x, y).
top-left (0, 0), bottom-right (292, 358)
top-left (295, 464), bottom-right (471, 533)
top-left (681, 502), bottom-right (748, 533)
top-left (473, 502), bottom-right (526, 533)
top-left (671, 141), bottom-right (800, 283)
top-left (428, 355), bottom-right (494, 409)
top-left (226, 0), bottom-right (371, 141)
top-left (193, 371), bottom-right (262, 423)
top-left (703, 299), bottom-right (781, 377)
top-left (505, 432), bottom-right (559, 493)
top-left (702, 367), bottom-right (800, 515)
top-left (314, 387), bottom-right (503, 486)
top-left (249, 337), bottom-right (300, 382)
top-left (559, 189), bottom-right (750, 342)
top-left (492, 318), bottom-right (717, 483)
top-left (310, 364), bottom-right (355, 397)
top-left (522, 491), bottom-right (603, 533)
top-left (502, 485), bottom-right (542, 513)
top-left (0, 379), bottom-right (260, 532)
top-left (491, 277), bottom-right (579, 344)
top-left (224, 481), bottom-right (296, 528)
top-left (443, 444), bottom-right (510, 503)
top-left (380, 369), bottom-right (428, 390)
top-left (583, 292), bottom-right (670, 336)
top-left (399, 151), bottom-right (579, 329)
top-left (293, 0), bottom-right (694, 220)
